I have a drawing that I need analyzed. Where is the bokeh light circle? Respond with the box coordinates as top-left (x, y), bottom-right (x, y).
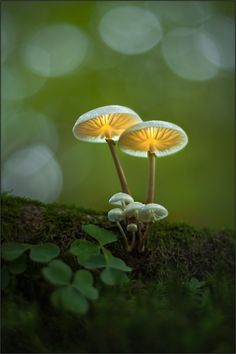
top-left (200, 15), bottom-right (234, 71)
top-left (161, 27), bottom-right (219, 81)
top-left (23, 23), bottom-right (89, 77)
top-left (1, 10), bottom-right (16, 64)
top-left (149, 1), bottom-right (214, 26)
top-left (2, 64), bottom-right (47, 100)
top-left (2, 145), bottom-right (63, 202)
top-left (99, 6), bottom-right (162, 55)
top-left (2, 110), bottom-right (59, 158)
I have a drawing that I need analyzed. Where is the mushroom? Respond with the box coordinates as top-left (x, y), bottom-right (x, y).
top-left (126, 223), bottom-right (138, 252)
top-left (73, 105), bottom-right (142, 194)
top-left (138, 203), bottom-right (168, 251)
top-left (109, 192), bottom-right (134, 208)
top-left (119, 120), bottom-right (188, 203)
top-left (124, 202), bottom-right (145, 218)
top-left (139, 203), bottom-right (168, 223)
top-left (107, 208), bottom-right (129, 250)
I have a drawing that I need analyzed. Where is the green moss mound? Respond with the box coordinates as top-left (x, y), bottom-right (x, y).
top-left (1, 194), bottom-right (235, 353)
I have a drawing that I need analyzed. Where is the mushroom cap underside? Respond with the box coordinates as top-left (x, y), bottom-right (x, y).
top-left (119, 120), bottom-right (188, 157)
top-left (73, 105), bottom-right (142, 142)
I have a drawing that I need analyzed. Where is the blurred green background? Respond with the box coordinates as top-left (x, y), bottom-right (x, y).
top-left (1, 1), bottom-right (234, 229)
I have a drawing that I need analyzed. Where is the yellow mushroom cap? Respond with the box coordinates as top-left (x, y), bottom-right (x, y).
top-left (119, 120), bottom-right (188, 157)
top-left (73, 105), bottom-right (142, 143)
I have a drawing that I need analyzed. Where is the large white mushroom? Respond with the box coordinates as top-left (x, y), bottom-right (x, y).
top-left (73, 105), bottom-right (142, 194)
top-left (119, 120), bottom-right (188, 203)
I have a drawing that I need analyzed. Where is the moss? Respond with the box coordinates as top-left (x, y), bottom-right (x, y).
top-left (1, 193), bottom-right (234, 280)
top-left (1, 193), bottom-right (235, 353)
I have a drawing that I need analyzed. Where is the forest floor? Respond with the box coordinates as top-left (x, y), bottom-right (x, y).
top-left (1, 194), bottom-right (235, 353)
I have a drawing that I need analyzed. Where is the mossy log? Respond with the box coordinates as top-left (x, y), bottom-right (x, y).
top-left (1, 194), bottom-right (235, 353)
top-left (1, 193), bottom-right (234, 280)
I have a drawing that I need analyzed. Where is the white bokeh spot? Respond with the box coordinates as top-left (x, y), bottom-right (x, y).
top-left (2, 145), bottom-right (63, 202)
top-left (99, 6), bottom-right (162, 55)
top-left (162, 27), bottom-right (219, 81)
top-left (22, 23), bottom-right (89, 77)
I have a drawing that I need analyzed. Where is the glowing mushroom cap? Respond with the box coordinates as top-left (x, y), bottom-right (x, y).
top-left (139, 203), bottom-right (168, 222)
top-left (124, 202), bottom-right (145, 218)
top-left (73, 105), bottom-right (142, 143)
top-left (109, 192), bottom-right (134, 206)
top-left (119, 120), bottom-right (188, 157)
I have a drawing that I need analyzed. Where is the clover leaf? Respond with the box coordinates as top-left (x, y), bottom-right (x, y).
top-left (73, 270), bottom-right (98, 300)
top-left (70, 239), bottom-right (100, 264)
top-left (51, 286), bottom-right (89, 315)
top-left (79, 254), bottom-right (107, 269)
top-left (103, 249), bottom-right (132, 272)
top-left (7, 253), bottom-right (27, 274)
top-left (100, 267), bottom-right (115, 285)
top-left (82, 224), bottom-right (117, 246)
top-left (30, 243), bottom-right (60, 263)
top-left (100, 267), bottom-right (129, 286)
top-left (1, 242), bottom-right (30, 261)
top-left (42, 260), bottom-right (72, 285)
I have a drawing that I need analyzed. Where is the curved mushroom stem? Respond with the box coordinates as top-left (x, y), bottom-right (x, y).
top-left (106, 138), bottom-right (131, 195)
top-left (146, 151), bottom-right (156, 203)
top-left (116, 221), bottom-right (129, 251)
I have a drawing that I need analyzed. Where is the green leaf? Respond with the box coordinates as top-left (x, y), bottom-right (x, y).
top-left (100, 267), bottom-right (115, 285)
top-left (103, 250), bottom-right (132, 272)
top-left (7, 253), bottom-right (27, 274)
top-left (73, 270), bottom-right (98, 300)
top-left (69, 239), bottom-right (100, 263)
top-left (1, 242), bottom-right (30, 261)
top-left (78, 254), bottom-right (107, 269)
top-left (111, 269), bottom-right (130, 285)
top-left (100, 268), bottom-right (130, 286)
top-left (51, 286), bottom-right (89, 315)
top-left (1, 265), bottom-right (10, 289)
top-left (30, 243), bottom-right (60, 263)
top-left (42, 260), bottom-right (72, 285)
top-left (82, 224), bottom-right (117, 246)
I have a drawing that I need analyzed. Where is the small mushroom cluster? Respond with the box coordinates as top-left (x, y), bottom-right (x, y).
top-left (108, 192), bottom-right (168, 252)
top-left (73, 105), bottom-right (188, 252)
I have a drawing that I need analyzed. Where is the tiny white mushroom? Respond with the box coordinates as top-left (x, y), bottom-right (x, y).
top-left (107, 208), bottom-right (125, 222)
top-left (127, 223), bottom-right (138, 233)
top-left (109, 192), bottom-right (134, 208)
top-left (139, 203), bottom-right (168, 223)
top-left (107, 208), bottom-right (129, 250)
top-left (124, 202), bottom-right (145, 218)
top-left (126, 223), bottom-right (138, 252)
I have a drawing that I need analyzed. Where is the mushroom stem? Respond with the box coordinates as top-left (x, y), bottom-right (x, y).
top-left (140, 223), bottom-right (151, 252)
top-left (106, 138), bottom-right (131, 195)
top-left (128, 232), bottom-right (136, 252)
top-left (116, 221), bottom-right (129, 251)
top-left (146, 151), bottom-right (156, 203)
